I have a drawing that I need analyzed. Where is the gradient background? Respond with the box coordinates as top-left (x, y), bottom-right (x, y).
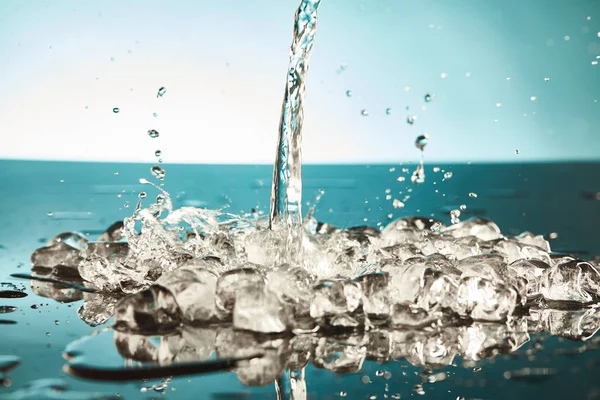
top-left (0, 0), bottom-right (599, 164)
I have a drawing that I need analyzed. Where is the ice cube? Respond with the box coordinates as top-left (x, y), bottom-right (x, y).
top-left (157, 268), bottom-right (218, 323)
top-left (415, 269), bottom-right (458, 311)
top-left (47, 232), bottom-right (88, 251)
top-left (507, 259), bottom-right (550, 297)
top-left (441, 217), bottom-right (503, 241)
top-left (355, 272), bottom-right (390, 320)
top-left (385, 263), bottom-right (427, 305)
top-left (380, 243), bottom-right (422, 261)
top-left (244, 229), bottom-right (286, 267)
top-left (313, 335), bottom-right (367, 373)
top-left (98, 221), bottom-right (125, 242)
top-left (514, 231), bottom-right (551, 252)
top-left (113, 285), bottom-right (181, 334)
top-left (539, 260), bottom-right (600, 303)
top-left (421, 235), bottom-right (480, 260)
top-left (215, 267), bottom-right (266, 319)
top-left (77, 293), bottom-right (117, 327)
top-left (421, 329), bottom-right (460, 368)
top-left (493, 239), bottom-right (551, 264)
top-left (309, 280), bottom-right (363, 326)
top-left (31, 242), bottom-right (83, 268)
top-left (78, 255), bottom-right (149, 293)
top-left (84, 242), bottom-right (129, 258)
top-left (233, 285), bottom-right (291, 333)
top-left (390, 304), bottom-right (446, 328)
top-left (267, 264), bottom-right (314, 316)
top-left (456, 277), bottom-right (517, 321)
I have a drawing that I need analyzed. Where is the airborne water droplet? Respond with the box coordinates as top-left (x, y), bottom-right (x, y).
top-left (138, 192), bottom-right (147, 199)
top-left (407, 115), bottom-right (416, 125)
top-left (151, 166), bottom-right (166, 180)
top-left (385, 108), bottom-right (392, 115)
top-left (415, 134), bottom-right (429, 151)
top-left (157, 87), bottom-right (167, 97)
top-left (411, 164), bottom-right (425, 184)
top-left (47, 212), bottom-right (53, 217)
top-left (155, 150), bottom-right (162, 157)
top-left (361, 109), bottom-right (369, 116)
top-left (424, 93), bottom-right (433, 102)
top-left (346, 90), bottom-right (352, 97)
top-left (147, 129), bottom-right (159, 138)
top-left (112, 108), bottom-right (120, 113)
top-left (530, 96), bottom-right (537, 101)
top-left (515, 149), bottom-right (520, 155)
top-left (469, 192), bottom-right (478, 198)
top-left (443, 171), bottom-right (453, 180)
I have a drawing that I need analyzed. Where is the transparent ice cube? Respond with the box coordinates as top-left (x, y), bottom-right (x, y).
top-left (233, 285), bottom-right (291, 333)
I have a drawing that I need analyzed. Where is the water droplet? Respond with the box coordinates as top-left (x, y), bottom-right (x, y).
top-left (346, 90), bottom-right (352, 97)
top-left (339, 63), bottom-right (347, 71)
top-left (496, 102), bottom-right (502, 108)
top-left (147, 129), bottom-right (159, 138)
top-left (47, 212), bottom-right (53, 217)
top-left (592, 60), bottom-right (599, 66)
top-left (397, 176), bottom-right (406, 182)
top-left (530, 96), bottom-right (537, 101)
top-left (124, 201), bottom-right (130, 208)
top-left (544, 77), bottom-right (550, 81)
top-left (139, 192), bottom-right (147, 199)
top-left (407, 115), bottom-right (416, 125)
top-left (450, 209), bottom-right (461, 224)
top-left (112, 107), bottom-right (120, 113)
top-left (404, 86), bottom-right (411, 92)
top-left (151, 165), bottom-right (166, 180)
top-left (469, 192), bottom-right (478, 198)
top-left (391, 394), bottom-right (401, 399)
top-left (46, 332), bottom-right (51, 337)
top-left (549, 232), bottom-right (559, 239)
top-left (597, 32), bottom-right (600, 38)
top-left (393, 199), bottom-right (405, 208)
top-left (587, 16), bottom-right (591, 21)
top-left (515, 149), bottom-right (520, 155)
top-left (361, 109), bottom-right (369, 116)
top-left (155, 150), bottom-right (162, 157)
top-left (415, 134), bottom-right (429, 150)
top-left (385, 108), bottom-right (392, 115)
top-left (459, 204), bottom-right (467, 210)
top-left (443, 171), bottom-right (453, 179)
top-left (110, 56), bottom-right (115, 61)
top-left (153, 112), bottom-right (158, 117)
top-left (413, 384), bottom-right (425, 395)
top-left (157, 87), bottom-right (167, 97)
top-left (465, 72), bottom-right (471, 77)
top-left (361, 375), bottom-right (371, 384)
top-left (440, 72), bottom-right (447, 79)
top-left (424, 93), bottom-right (434, 102)
top-left (54, 320), bottom-right (60, 325)
top-left (340, 392), bottom-right (347, 397)
top-left (116, 193), bottom-right (122, 198)
top-left (411, 164), bottom-right (425, 184)
top-left (384, 371), bottom-right (392, 379)
top-left (564, 35), bottom-right (570, 41)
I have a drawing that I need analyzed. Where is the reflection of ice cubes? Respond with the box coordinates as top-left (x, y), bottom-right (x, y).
top-left (158, 326), bottom-right (216, 363)
top-left (391, 304), bottom-right (445, 328)
top-left (114, 285), bottom-right (181, 334)
top-left (313, 335), bottom-right (366, 373)
top-left (537, 307), bottom-right (600, 340)
top-left (456, 277), bottom-right (517, 321)
top-left (459, 319), bottom-right (529, 361)
top-left (215, 267), bottom-right (266, 319)
top-left (31, 242), bottom-right (83, 268)
top-left (309, 280), bottom-right (362, 326)
top-left (77, 292), bottom-right (117, 327)
top-left (233, 285), bottom-right (291, 333)
top-left (47, 232), bottom-right (88, 251)
top-left (539, 260), bottom-right (600, 303)
top-left (114, 331), bottom-right (159, 362)
top-left (98, 221), bottom-right (125, 242)
top-left (157, 268), bottom-right (217, 322)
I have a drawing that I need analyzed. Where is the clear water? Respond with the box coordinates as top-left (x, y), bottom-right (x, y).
top-left (2, 0), bottom-right (600, 399)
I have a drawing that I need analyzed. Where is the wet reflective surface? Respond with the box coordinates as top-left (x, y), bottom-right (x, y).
top-left (1, 161), bottom-right (600, 399)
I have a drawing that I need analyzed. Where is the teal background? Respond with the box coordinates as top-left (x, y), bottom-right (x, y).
top-left (0, 0), bottom-right (599, 163)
